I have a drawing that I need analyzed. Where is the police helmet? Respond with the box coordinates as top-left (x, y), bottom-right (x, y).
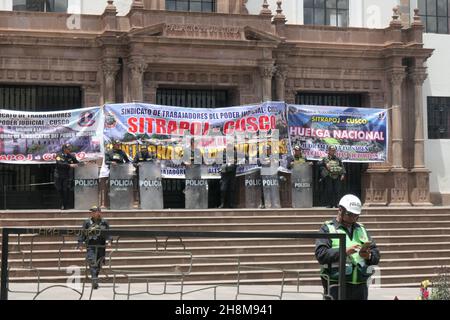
top-left (61, 143), bottom-right (72, 152)
top-left (89, 205), bottom-right (101, 213)
top-left (338, 194), bottom-right (362, 215)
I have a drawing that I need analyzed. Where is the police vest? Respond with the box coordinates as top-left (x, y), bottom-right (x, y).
top-left (327, 159), bottom-right (343, 178)
top-left (320, 221), bottom-right (373, 284)
top-left (293, 157), bottom-right (306, 165)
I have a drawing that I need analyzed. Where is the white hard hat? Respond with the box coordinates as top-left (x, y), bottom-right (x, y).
top-left (338, 194), bottom-right (362, 215)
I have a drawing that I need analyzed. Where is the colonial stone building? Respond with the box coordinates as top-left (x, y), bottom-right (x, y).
top-left (0, 0), bottom-right (434, 207)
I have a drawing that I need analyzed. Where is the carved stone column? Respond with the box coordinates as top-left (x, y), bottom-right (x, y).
top-left (259, 64), bottom-right (275, 102)
top-left (388, 69), bottom-right (410, 206)
top-left (389, 70), bottom-right (406, 169)
top-left (274, 65), bottom-right (287, 101)
top-left (102, 58), bottom-right (120, 103)
top-left (409, 68), bottom-right (432, 205)
top-left (128, 57), bottom-right (147, 102)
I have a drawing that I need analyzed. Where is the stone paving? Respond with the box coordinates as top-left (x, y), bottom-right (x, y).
top-left (5, 283), bottom-right (419, 300)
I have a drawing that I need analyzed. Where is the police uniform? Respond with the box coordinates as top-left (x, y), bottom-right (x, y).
top-left (105, 148), bottom-right (130, 165)
top-left (77, 216), bottom-right (111, 288)
top-left (219, 151), bottom-right (237, 208)
top-left (320, 154), bottom-right (346, 207)
top-left (315, 218), bottom-right (380, 300)
top-left (133, 149), bottom-right (156, 205)
top-left (54, 149), bottom-right (79, 210)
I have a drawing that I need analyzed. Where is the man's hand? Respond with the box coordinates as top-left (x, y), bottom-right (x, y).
top-left (346, 244), bottom-right (361, 256)
top-left (340, 175), bottom-right (345, 181)
top-left (76, 245), bottom-right (84, 252)
top-left (70, 164), bottom-right (78, 168)
top-left (359, 247), bottom-right (371, 260)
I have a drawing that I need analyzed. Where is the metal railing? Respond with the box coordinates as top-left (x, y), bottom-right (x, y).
top-left (1, 228), bottom-right (347, 300)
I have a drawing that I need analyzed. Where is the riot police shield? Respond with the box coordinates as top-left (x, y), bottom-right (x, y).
top-left (109, 164), bottom-right (135, 210)
top-left (244, 168), bottom-right (263, 208)
top-left (291, 163), bottom-right (313, 208)
top-left (138, 162), bottom-right (163, 210)
top-left (261, 173), bottom-right (281, 209)
top-left (74, 164), bottom-right (99, 210)
top-left (185, 164), bottom-right (208, 209)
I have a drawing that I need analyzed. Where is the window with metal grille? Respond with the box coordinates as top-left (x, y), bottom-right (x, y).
top-left (0, 85), bottom-right (81, 209)
top-left (295, 92), bottom-right (361, 107)
top-left (428, 96), bottom-right (450, 139)
top-left (304, 0), bottom-right (349, 27)
top-left (156, 88), bottom-right (228, 108)
top-left (165, 0), bottom-right (216, 12)
top-left (418, 0), bottom-right (450, 34)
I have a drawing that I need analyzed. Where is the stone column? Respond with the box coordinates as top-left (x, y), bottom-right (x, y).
top-left (128, 57), bottom-right (147, 102)
top-left (274, 66), bottom-right (287, 101)
top-left (409, 68), bottom-right (432, 205)
top-left (389, 70), bottom-right (406, 169)
top-left (102, 58), bottom-right (120, 104)
top-left (388, 69), bottom-right (410, 206)
top-left (259, 64), bottom-right (275, 102)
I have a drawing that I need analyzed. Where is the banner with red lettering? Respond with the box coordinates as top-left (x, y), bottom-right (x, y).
top-left (103, 102), bottom-right (290, 178)
top-left (288, 105), bottom-right (388, 162)
top-left (0, 107), bottom-right (103, 164)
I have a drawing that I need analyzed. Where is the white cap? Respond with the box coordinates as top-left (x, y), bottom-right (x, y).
top-left (338, 194), bottom-right (362, 215)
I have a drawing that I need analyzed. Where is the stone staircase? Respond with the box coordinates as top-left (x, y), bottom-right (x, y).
top-left (1, 208), bottom-right (450, 288)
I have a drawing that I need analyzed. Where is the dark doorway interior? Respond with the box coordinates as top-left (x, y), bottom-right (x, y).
top-left (0, 85), bottom-right (82, 209)
top-left (295, 92), bottom-right (368, 207)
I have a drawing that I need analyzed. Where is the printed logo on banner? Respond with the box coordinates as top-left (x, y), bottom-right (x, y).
top-left (78, 111), bottom-right (96, 127)
top-left (104, 112), bottom-right (118, 129)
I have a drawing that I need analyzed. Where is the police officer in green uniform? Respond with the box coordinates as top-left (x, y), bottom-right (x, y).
top-left (77, 206), bottom-right (112, 289)
top-left (320, 145), bottom-right (346, 208)
top-left (54, 143), bottom-right (79, 210)
top-left (315, 195), bottom-right (380, 300)
top-left (287, 145), bottom-right (312, 169)
top-left (105, 140), bottom-right (130, 166)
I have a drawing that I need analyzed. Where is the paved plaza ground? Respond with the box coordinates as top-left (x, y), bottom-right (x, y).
top-left (5, 283), bottom-right (419, 300)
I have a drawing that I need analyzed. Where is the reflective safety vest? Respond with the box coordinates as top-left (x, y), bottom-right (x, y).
top-left (320, 221), bottom-right (373, 284)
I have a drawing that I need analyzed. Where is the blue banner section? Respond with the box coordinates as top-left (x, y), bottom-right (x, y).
top-left (288, 105), bottom-right (388, 163)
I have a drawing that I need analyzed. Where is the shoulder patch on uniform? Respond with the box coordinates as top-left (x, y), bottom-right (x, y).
top-left (56, 157), bottom-right (61, 161)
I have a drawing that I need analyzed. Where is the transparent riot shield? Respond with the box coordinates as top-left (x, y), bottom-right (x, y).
top-left (109, 164), bottom-right (135, 210)
top-left (185, 164), bottom-right (208, 209)
top-left (244, 168), bottom-right (263, 208)
top-left (74, 164), bottom-right (99, 210)
top-left (138, 162), bottom-right (163, 210)
top-left (291, 163), bottom-right (313, 208)
top-left (261, 173), bottom-right (281, 209)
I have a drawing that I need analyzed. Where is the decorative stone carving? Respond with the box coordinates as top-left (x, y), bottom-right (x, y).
top-left (128, 59), bottom-right (147, 76)
top-left (260, 0), bottom-right (272, 16)
top-left (260, 65), bottom-right (276, 79)
top-left (389, 72), bottom-right (405, 86)
top-left (390, 171), bottom-right (410, 206)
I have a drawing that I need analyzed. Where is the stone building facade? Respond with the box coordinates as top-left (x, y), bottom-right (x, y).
top-left (0, 0), bottom-right (434, 206)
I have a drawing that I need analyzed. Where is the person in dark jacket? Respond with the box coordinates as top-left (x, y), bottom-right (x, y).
top-left (54, 143), bottom-right (79, 210)
top-left (315, 194), bottom-right (380, 300)
top-left (77, 206), bottom-right (112, 289)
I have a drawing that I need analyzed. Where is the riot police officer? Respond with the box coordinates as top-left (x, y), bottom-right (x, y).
top-left (320, 145), bottom-right (346, 208)
top-left (133, 144), bottom-right (157, 206)
top-left (219, 147), bottom-right (237, 209)
top-left (287, 145), bottom-right (311, 169)
top-left (54, 143), bottom-right (79, 210)
top-left (105, 140), bottom-right (130, 165)
top-left (77, 206), bottom-right (111, 289)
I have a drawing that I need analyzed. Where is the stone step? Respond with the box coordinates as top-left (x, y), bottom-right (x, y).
top-left (3, 214), bottom-right (450, 226)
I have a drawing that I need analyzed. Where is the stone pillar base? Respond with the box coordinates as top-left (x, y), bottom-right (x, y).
top-left (389, 169), bottom-right (411, 206)
top-left (363, 169), bottom-right (389, 206)
top-left (410, 168), bottom-right (433, 206)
